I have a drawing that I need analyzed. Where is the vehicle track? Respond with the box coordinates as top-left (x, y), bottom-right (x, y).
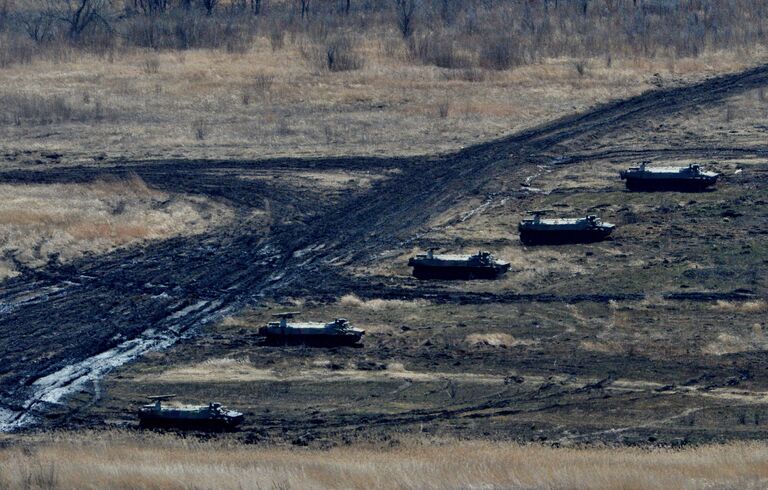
top-left (1, 64), bottom-right (767, 430)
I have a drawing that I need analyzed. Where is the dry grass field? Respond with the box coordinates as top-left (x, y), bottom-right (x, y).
top-left (0, 42), bottom-right (764, 166)
top-left (0, 174), bottom-right (232, 279)
top-left (1, 432), bottom-right (768, 489)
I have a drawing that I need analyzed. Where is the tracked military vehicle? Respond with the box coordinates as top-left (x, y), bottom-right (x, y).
top-left (518, 211), bottom-right (615, 245)
top-left (138, 395), bottom-right (244, 430)
top-left (408, 249), bottom-right (510, 279)
top-left (258, 312), bottom-right (365, 346)
top-left (620, 162), bottom-right (719, 191)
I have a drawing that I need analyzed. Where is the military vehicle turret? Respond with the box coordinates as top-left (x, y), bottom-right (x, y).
top-left (518, 211), bottom-right (615, 245)
top-left (258, 312), bottom-right (365, 346)
top-left (408, 249), bottom-right (510, 279)
top-left (138, 395), bottom-right (244, 430)
top-left (619, 162), bottom-right (719, 191)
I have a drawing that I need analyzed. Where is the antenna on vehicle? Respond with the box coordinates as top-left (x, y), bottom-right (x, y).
top-left (146, 394), bottom-right (176, 408)
top-left (272, 312), bottom-right (300, 318)
top-left (272, 311), bottom-right (300, 328)
top-left (147, 394), bottom-right (177, 401)
top-left (528, 209), bottom-right (553, 223)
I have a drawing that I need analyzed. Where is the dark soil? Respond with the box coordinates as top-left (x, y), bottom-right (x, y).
top-left (2, 64), bottom-right (768, 445)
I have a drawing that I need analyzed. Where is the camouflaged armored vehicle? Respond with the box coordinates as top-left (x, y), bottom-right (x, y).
top-left (408, 249), bottom-right (510, 279)
top-left (518, 211), bottom-right (615, 245)
top-left (258, 312), bottom-right (365, 346)
top-left (138, 395), bottom-right (244, 430)
top-left (620, 162), bottom-right (719, 191)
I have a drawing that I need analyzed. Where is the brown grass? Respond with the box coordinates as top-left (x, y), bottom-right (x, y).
top-left (1, 433), bottom-right (768, 489)
top-left (712, 300), bottom-right (768, 313)
top-left (0, 39), bottom-right (764, 164)
top-left (466, 332), bottom-right (527, 347)
top-left (338, 293), bottom-right (430, 311)
top-left (0, 175), bottom-right (232, 279)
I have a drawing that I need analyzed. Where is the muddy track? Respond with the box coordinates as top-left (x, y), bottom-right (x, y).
top-left (1, 64), bottom-right (767, 429)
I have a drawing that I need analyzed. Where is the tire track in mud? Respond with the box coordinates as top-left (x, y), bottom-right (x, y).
top-left (338, 284), bottom-right (758, 305)
top-left (0, 64), bottom-right (767, 430)
top-left (564, 146), bottom-right (768, 165)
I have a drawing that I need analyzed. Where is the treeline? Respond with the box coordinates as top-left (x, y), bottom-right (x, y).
top-left (1, 0), bottom-right (767, 69)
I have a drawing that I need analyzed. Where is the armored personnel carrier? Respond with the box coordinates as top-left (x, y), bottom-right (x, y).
top-left (408, 249), bottom-right (510, 279)
top-left (518, 211), bottom-right (615, 245)
top-left (138, 395), bottom-right (244, 430)
top-left (258, 312), bottom-right (365, 346)
top-left (619, 162), bottom-right (719, 191)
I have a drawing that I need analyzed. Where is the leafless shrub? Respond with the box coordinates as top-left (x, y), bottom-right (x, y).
top-left (253, 73), bottom-right (274, 91)
top-left (300, 35), bottom-right (364, 72)
top-left (241, 73), bottom-right (274, 104)
top-left (0, 33), bottom-right (36, 68)
top-left (441, 68), bottom-right (486, 82)
top-left (411, 33), bottom-right (470, 69)
top-left (276, 119), bottom-right (293, 136)
top-left (192, 118), bottom-right (207, 140)
top-left (394, 0), bottom-right (419, 38)
top-left (269, 26), bottom-right (285, 50)
top-left (142, 56), bottom-right (161, 74)
top-left (20, 461), bottom-right (58, 489)
top-left (574, 60), bottom-right (588, 77)
top-left (225, 35), bottom-right (251, 54)
top-left (437, 99), bottom-right (450, 118)
top-left (758, 88), bottom-right (766, 102)
top-left (380, 35), bottom-right (404, 59)
top-left (0, 93), bottom-right (108, 125)
top-left (325, 35), bottom-right (365, 72)
top-left (479, 36), bottom-right (522, 71)
top-left (322, 125), bottom-right (333, 143)
top-left (124, 11), bottom-right (256, 51)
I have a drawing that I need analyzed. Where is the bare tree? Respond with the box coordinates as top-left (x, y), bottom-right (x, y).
top-left (18, 10), bottom-right (55, 42)
top-left (48, 0), bottom-right (113, 40)
top-left (201, 0), bottom-right (218, 15)
top-left (134, 0), bottom-right (167, 16)
top-left (295, 0), bottom-right (310, 19)
top-left (251, 0), bottom-right (261, 15)
top-left (0, 0), bottom-right (9, 31)
top-left (394, 0), bottom-right (418, 38)
top-left (439, 0), bottom-right (458, 25)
